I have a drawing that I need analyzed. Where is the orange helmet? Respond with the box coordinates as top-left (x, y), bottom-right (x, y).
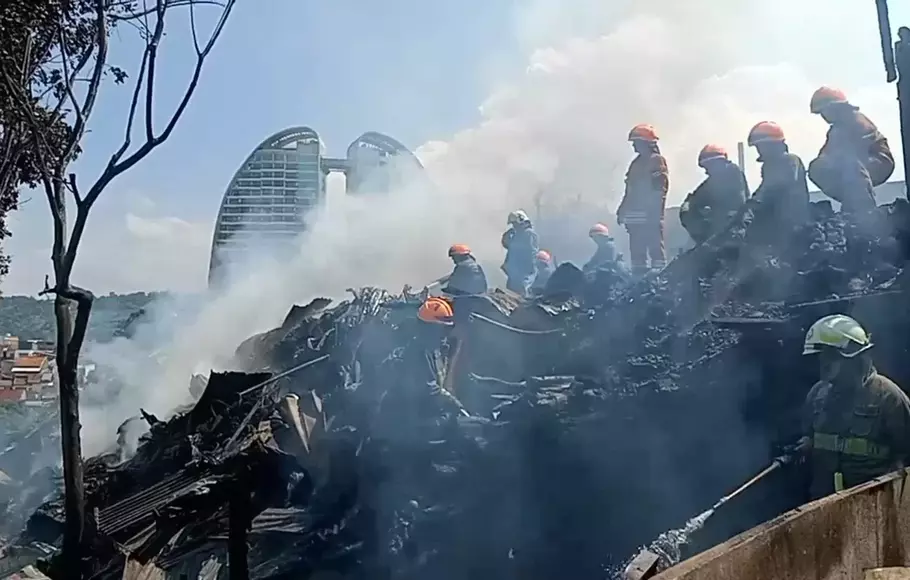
top-left (810, 86), bottom-right (847, 114)
top-left (747, 121), bottom-right (786, 146)
top-left (418, 297), bottom-right (454, 325)
top-left (628, 124), bottom-right (658, 142)
top-left (536, 250), bottom-right (552, 262)
top-left (448, 244), bottom-right (471, 257)
top-left (697, 144), bottom-right (728, 167)
top-left (589, 223), bottom-right (611, 238)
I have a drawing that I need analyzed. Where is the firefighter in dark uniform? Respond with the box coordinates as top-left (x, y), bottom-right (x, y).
top-left (795, 314), bottom-right (910, 500)
top-left (679, 144), bottom-right (748, 244)
top-left (807, 86), bottom-right (894, 213)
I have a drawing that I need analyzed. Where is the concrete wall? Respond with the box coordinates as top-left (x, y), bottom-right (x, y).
top-left (655, 469), bottom-right (910, 580)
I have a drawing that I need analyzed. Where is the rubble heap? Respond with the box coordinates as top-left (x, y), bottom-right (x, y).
top-left (8, 201), bottom-right (910, 579)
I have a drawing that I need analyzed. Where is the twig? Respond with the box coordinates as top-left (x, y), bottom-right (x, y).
top-left (68, 173), bottom-right (82, 205)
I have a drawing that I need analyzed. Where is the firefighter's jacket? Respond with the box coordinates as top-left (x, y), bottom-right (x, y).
top-left (679, 161), bottom-right (749, 244)
top-left (816, 109), bottom-right (895, 187)
top-left (803, 368), bottom-right (910, 500)
top-left (748, 151), bottom-right (810, 233)
top-left (501, 223), bottom-right (539, 280)
top-left (617, 151), bottom-right (669, 226)
top-left (443, 255), bottom-right (488, 296)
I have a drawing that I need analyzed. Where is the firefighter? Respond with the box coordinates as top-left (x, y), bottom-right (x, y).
top-left (501, 210), bottom-right (539, 297)
top-left (791, 314), bottom-right (910, 500)
top-left (678, 144), bottom-right (749, 244)
top-left (531, 250), bottom-right (555, 295)
top-left (745, 121), bottom-right (810, 236)
top-left (807, 87), bottom-right (894, 212)
top-left (435, 244), bottom-right (488, 296)
top-left (583, 223), bottom-right (623, 273)
top-left (616, 124), bottom-right (669, 277)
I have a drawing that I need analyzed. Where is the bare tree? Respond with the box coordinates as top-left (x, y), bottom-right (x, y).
top-left (0, 0), bottom-right (236, 576)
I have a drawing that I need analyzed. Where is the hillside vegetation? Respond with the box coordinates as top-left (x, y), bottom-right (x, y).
top-left (0, 293), bottom-right (162, 343)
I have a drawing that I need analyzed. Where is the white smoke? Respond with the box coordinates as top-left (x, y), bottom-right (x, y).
top-left (79, 0), bottom-right (906, 453)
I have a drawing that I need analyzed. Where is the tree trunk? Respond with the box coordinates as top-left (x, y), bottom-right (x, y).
top-left (228, 468), bottom-right (251, 580)
top-left (55, 296), bottom-right (85, 580)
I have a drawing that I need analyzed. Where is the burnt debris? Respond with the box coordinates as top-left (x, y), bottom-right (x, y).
top-left (3, 202), bottom-right (910, 579)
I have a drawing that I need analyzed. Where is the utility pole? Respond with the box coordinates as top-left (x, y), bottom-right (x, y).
top-left (897, 26), bottom-right (910, 197)
top-left (876, 0), bottom-right (910, 197)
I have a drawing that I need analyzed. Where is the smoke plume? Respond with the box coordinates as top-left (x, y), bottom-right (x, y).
top-left (79, 0), bottom-right (905, 452)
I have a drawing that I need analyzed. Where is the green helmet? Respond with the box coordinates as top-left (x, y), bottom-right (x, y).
top-left (802, 314), bottom-right (872, 358)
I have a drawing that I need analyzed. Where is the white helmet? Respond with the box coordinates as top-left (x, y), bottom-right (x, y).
top-left (802, 314), bottom-right (873, 358)
top-left (507, 210), bottom-right (530, 226)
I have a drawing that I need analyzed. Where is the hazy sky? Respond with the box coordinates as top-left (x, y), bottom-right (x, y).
top-left (4, 0), bottom-right (910, 296)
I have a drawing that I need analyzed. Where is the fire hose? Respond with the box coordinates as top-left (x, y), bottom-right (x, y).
top-left (625, 459), bottom-right (785, 580)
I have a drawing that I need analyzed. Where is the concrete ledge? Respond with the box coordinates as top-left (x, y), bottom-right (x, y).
top-left (865, 568), bottom-right (910, 580)
top-left (654, 469), bottom-right (910, 580)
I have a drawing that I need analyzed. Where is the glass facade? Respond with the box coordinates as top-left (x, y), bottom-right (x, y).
top-left (209, 128), bottom-right (325, 285)
top-left (208, 128), bottom-right (423, 286)
top-left (345, 132), bottom-right (423, 194)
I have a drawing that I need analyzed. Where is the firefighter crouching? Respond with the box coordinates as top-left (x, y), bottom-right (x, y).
top-left (584, 223), bottom-right (624, 273)
top-left (616, 124), bottom-right (669, 277)
top-left (679, 144), bottom-right (749, 244)
top-left (437, 244), bottom-right (488, 297)
top-left (807, 86), bottom-right (894, 213)
top-left (531, 250), bottom-right (555, 295)
top-left (781, 315), bottom-right (910, 501)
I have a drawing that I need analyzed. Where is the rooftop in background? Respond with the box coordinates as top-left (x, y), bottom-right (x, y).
top-left (809, 180), bottom-right (907, 205)
top-left (11, 354), bottom-right (48, 370)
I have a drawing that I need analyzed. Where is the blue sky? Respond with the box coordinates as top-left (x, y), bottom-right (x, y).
top-left (4, 0), bottom-right (910, 295)
top-left (5, 0), bottom-right (525, 294)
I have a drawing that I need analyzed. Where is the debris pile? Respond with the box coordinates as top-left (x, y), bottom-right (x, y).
top-left (5, 201), bottom-right (910, 579)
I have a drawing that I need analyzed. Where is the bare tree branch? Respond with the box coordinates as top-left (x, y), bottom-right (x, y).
top-left (109, 35), bottom-right (149, 165)
top-left (62, 0), bottom-right (237, 280)
top-left (189, 0), bottom-right (202, 54)
top-left (86, 0), bottom-right (236, 208)
top-left (111, 0), bottom-right (227, 21)
top-left (59, 0), bottom-right (109, 169)
top-left (144, 0), bottom-right (167, 142)
top-left (68, 173), bottom-right (82, 204)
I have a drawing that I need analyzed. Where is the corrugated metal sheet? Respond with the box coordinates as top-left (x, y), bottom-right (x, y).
top-left (250, 508), bottom-right (311, 534)
top-left (97, 470), bottom-right (211, 536)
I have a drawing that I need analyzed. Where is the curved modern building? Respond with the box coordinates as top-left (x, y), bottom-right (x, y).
top-left (208, 126), bottom-right (421, 286)
top-left (345, 131), bottom-right (424, 194)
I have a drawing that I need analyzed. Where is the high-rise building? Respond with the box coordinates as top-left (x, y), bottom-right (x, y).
top-left (208, 127), bottom-right (422, 286)
top-left (343, 131), bottom-right (423, 194)
top-left (208, 127), bottom-right (325, 286)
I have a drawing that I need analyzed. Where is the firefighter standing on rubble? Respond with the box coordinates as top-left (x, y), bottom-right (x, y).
top-left (781, 314), bottom-right (910, 500)
top-left (433, 244), bottom-right (488, 296)
top-left (807, 87), bottom-right (894, 212)
top-left (501, 210), bottom-right (539, 297)
top-left (678, 144), bottom-right (749, 244)
top-left (745, 121), bottom-right (811, 236)
top-left (531, 249), bottom-right (555, 295)
top-left (616, 124), bottom-right (669, 277)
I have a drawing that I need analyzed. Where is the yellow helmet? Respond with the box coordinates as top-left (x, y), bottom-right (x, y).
top-left (802, 314), bottom-right (872, 358)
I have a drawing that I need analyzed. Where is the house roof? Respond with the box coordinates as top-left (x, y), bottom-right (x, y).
top-left (12, 355), bottom-right (47, 369)
top-left (0, 388), bottom-right (25, 402)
